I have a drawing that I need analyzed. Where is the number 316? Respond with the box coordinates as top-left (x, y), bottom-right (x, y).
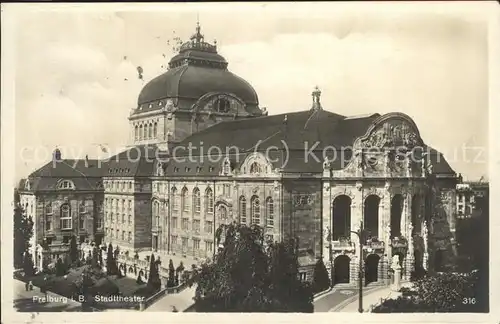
top-left (463, 297), bottom-right (476, 305)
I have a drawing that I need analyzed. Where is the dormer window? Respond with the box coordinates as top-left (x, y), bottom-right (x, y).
top-left (24, 180), bottom-right (31, 190)
top-left (159, 101), bottom-right (163, 106)
top-left (149, 104), bottom-right (153, 109)
top-left (58, 180), bottom-right (75, 190)
top-left (215, 97), bottom-right (230, 113)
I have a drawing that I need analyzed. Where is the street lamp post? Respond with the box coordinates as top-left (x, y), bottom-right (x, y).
top-left (350, 221), bottom-right (366, 314)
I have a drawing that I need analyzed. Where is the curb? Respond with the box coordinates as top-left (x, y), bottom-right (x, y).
top-left (313, 288), bottom-right (334, 302)
top-left (329, 286), bottom-right (387, 312)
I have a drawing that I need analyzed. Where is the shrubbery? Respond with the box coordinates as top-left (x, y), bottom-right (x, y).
top-left (372, 271), bottom-right (485, 313)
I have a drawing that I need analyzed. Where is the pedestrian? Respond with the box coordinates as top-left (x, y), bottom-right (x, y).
top-left (24, 281), bottom-right (29, 291)
top-left (29, 280), bottom-right (33, 291)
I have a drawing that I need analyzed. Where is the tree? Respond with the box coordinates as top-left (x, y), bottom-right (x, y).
top-left (69, 236), bottom-right (78, 265)
top-left (13, 205), bottom-right (34, 269)
top-left (75, 266), bottom-right (96, 308)
top-left (23, 252), bottom-right (35, 278)
top-left (55, 257), bottom-right (67, 277)
top-left (167, 259), bottom-right (176, 287)
top-left (147, 254), bottom-right (162, 291)
top-left (106, 243), bottom-right (118, 275)
top-left (193, 223), bottom-right (313, 312)
top-left (312, 258), bottom-right (330, 294)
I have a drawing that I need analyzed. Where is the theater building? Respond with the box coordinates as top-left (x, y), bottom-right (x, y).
top-left (19, 23), bottom-right (459, 285)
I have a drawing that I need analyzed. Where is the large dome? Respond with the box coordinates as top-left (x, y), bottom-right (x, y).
top-left (137, 23), bottom-right (259, 107)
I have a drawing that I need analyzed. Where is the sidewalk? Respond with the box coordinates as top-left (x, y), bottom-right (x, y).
top-left (13, 279), bottom-right (82, 312)
top-left (145, 286), bottom-right (196, 312)
top-left (336, 283), bottom-right (412, 312)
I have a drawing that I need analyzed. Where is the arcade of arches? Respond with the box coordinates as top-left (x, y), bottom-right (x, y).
top-left (326, 187), bottom-right (432, 287)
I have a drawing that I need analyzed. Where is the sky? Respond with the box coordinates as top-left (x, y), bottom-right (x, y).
top-left (9, 2), bottom-right (492, 181)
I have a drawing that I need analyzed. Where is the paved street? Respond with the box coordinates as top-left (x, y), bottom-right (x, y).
top-left (13, 279), bottom-right (82, 312)
top-left (145, 286), bottom-right (196, 312)
top-left (313, 285), bottom-right (383, 312)
top-left (338, 286), bottom-right (402, 312)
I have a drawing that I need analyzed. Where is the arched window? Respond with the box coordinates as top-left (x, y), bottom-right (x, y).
top-left (266, 197), bottom-right (274, 227)
top-left (143, 124), bottom-right (148, 140)
top-left (251, 196), bottom-right (260, 225)
top-left (205, 188), bottom-right (214, 214)
top-left (148, 123), bottom-right (153, 139)
top-left (332, 195), bottom-right (351, 240)
top-left (171, 187), bottom-right (178, 211)
top-left (249, 162), bottom-right (261, 175)
top-left (216, 98), bottom-right (230, 113)
top-left (181, 187), bottom-right (189, 212)
top-left (60, 204), bottom-right (72, 229)
top-left (153, 200), bottom-right (160, 227)
top-left (139, 125), bottom-right (143, 140)
top-left (135, 125), bottom-right (139, 141)
top-left (57, 180), bottom-right (75, 190)
top-left (239, 196), bottom-right (247, 223)
top-left (153, 122), bottom-right (158, 139)
top-left (193, 188), bottom-right (201, 214)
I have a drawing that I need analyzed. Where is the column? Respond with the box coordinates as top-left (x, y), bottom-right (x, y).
top-left (322, 183), bottom-right (332, 278)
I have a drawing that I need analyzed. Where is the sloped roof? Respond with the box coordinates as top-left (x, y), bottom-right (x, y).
top-left (22, 159), bottom-right (104, 192)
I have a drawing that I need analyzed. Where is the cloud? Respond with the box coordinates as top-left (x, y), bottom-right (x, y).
top-left (12, 7), bottom-right (489, 180)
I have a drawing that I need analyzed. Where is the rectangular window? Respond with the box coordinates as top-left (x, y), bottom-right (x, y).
top-left (122, 213), bottom-right (125, 224)
top-left (79, 235), bottom-right (85, 244)
top-left (128, 231), bottom-right (132, 242)
top-left (193, 220), bottom-right (201, 233)
top-left (116, 229), bottom-right (119, 239)
top-left (171, 235), bottom-right (178, 246)
top-left (128, 214), bottom-right (132, 225)
top-left (61, 218), bottom-right (72, 230)
top-left (97, 214), bottom-right (103, 229)
top-left (110, 212), bottom-right (114, 223)
top-left (122, 231), bottom-right (125, 241)
top-left (182, 237), bottom-right (188, 250)
top-left (45, 216), bottom-right (52, 231)
top-left (205, 221), bottom-right (213, 233)
top-left (79, 215), bottom-right (85, 229)
top-left (172, 217), bottom-right (178, 229)
top-left (182, 218), bottom-right (189, 230)
top-left (45, 203), bottom-right (53, 215)
top-left (193, 239), bottom-right (200, 250)
top-left (205, 241), bottom-right (213, 252)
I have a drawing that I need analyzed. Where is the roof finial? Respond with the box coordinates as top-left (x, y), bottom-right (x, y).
top-left (311, 86), bottom-right (322, 110)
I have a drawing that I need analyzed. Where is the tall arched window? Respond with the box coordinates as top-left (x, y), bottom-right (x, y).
top-left (171, 187), bottom-right (178, 211)
top-left (193, 188), bottom-right (201, 214)
top-left (139, 125), bottom-right (143, 140)
top-left (266, 197), bottom-right (274, 227)
top-left (135, 125), bottom-right (139, 141)
top-left (251, 196), bottom-right (260, 225)
top-left (143, 124), bottom-right (148, 140)
top-left (205, 188), bottom-right (214, 214)
top-left (239, 196), bottom-right (247, 223)
top-left (153, 200), bottom-right (160, 227)
top-left (148, 123), bottom-right (153, 139)
top-left (181, 187), bottom-right (189, 212)
top-left (60, 204), bottom-right (72, 230)
top-left (153, 122), bottom-right (158, 139)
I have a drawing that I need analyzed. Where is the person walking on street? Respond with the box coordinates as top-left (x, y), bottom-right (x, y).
top-left (24, 281), bottom-right (29, 291)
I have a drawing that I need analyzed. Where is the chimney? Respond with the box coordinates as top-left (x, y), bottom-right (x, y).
top-left (311, 86), bottom-right (322, 111)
